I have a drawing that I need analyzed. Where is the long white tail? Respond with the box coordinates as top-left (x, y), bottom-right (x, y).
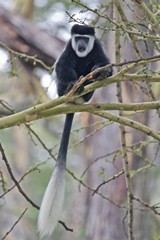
top-left (38, 164), bottom-right (66, 237)
top-left (38, 114), bottom-right (74, 237)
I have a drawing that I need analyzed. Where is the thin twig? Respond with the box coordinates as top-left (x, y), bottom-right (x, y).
top-left (133, 196), bottom-right (160, 216)
top-left (1, 208), bottom-right (28, 240)
top-left (59, 221), bottom-right (73, 232)
top-left (92, 170), bottom-right (124, 195)
top-left (0, 41), bottom-right (52, 71)
top-left (0, 143), bottom-right (39, 209)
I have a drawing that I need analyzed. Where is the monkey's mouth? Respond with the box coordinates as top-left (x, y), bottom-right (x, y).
top-left (78, 47), bottom-right (86, 52)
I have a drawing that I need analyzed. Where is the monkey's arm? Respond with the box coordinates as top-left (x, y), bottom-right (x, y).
top-left (91, 39), bottom-right (113, 79)
top-left (91, 63), bottom-right (113, 79)
top-left (55, 60), bottom-right (79, 96)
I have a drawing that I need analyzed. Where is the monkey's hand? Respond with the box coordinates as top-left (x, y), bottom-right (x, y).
top-left (106, 66), bottom-right (113, 77)
top-left (91, 64), bottom-right (113, 81)
top-left (65, 81), bottom-right (84, 95)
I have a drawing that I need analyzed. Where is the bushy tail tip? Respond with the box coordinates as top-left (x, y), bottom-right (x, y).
top-left (38, 164), bottom-right (66, 237)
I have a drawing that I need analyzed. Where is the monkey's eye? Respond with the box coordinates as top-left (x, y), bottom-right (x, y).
top-left (75, 36), bottom-right (89, 44)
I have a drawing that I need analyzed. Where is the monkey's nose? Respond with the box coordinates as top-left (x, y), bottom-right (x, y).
top-left (78, 46), bottom-right (86, 52)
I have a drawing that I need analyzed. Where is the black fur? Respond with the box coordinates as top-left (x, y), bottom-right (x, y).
top-left (38, 24), bottom-right (112, 237)
top-left (55, 29), bottom-right (112, 101)
top-left (71, 24), bottom-right (95, 36)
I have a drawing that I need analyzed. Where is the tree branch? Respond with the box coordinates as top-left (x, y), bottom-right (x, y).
top-left (0, 143), bottom-right (39, 209)
top-left (1, 208), bottom-right (28, 240)
top-left (88, 110), bottom-right (160, 141)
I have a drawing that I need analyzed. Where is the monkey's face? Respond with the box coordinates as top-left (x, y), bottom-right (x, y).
top-left (71, 34), bottom-right (95, 57)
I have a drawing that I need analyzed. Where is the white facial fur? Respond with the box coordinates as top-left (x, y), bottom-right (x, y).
top-left (71, 34), bottom-right (95, 57)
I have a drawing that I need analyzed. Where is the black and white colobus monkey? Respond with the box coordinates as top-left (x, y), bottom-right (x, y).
top-left (38, 24), bottom-right (112, 237)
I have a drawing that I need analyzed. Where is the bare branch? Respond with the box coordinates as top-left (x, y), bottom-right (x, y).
top-left (1, 208), bottom-right (28, 240)
top-left (0, 143), bottom-right (39, 209)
